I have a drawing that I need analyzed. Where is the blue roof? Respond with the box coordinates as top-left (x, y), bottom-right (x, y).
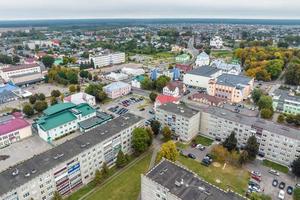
top-left (0, 83), bottom-right (18, 93)
top-left (103, 82), bottom-right (130, 92)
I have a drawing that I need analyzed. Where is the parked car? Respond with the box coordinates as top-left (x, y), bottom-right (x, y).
top-left (248, 181), bottom-right (260, 189)
top-left (279, 182), bottom-right (286, 189)
top-left (296, 183), bottom-right (300, 188)
top-left (278, 190), bottom-right (285, 200)
top-left (251, 171), bottom-right (261, 177)
top-left (139, 108), bottom-right (145, 111)
top-left (196, 144), bottom-right (206, 151)
top-left (149, 110), bottom-right (155, 115)
top-left (187, 153), bottom-right (196, 159)
top-left (191, 143), bottom-right (197, 148)
top-left (287, 186), bottom-right (293, 195)
top-left (268, 169), bottom-right (280, 176)
top-left (272, 179), bottom-right (279, 187)
top-left (251, 175), bottom-right (262, 182)
top-left (248, 185), bottom-right (261, 193)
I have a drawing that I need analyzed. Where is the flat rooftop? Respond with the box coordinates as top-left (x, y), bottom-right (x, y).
top-left (0, 113), bottom-right (143, 196)
top-left (216, 74), bottom-right (252, 87)
top-left (187, 66), bottom-right (220, 77)
top-left (145, 159), bottom-right (245, 200)
top-left (157, 103), bottom-right (199, 118)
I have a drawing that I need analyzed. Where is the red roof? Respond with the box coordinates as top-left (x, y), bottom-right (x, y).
top-left (1, 64), bottom-right (40, 72)
top-left (0, 115), bottom-right (30, 136)
top-left (176, 64), bottom-right (192, 73)
top-left (155, 95), bottom-right (179, 104)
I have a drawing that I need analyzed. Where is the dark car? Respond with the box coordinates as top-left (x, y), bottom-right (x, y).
top-left (139, 108), bottom-right (145, 111)
top-left (187, 153), bottom-right (196, 159)
top-left (191, 143), bottom-right (197, 148)
top-left (279, 182), bottom-right (286, 189)
top-left (287, 186), bottom-right (293, 195)
top-left (272, 179), bottom-right (279, 187)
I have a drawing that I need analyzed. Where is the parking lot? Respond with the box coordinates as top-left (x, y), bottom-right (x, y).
top-left (0, 134), bottom-right (52, 172)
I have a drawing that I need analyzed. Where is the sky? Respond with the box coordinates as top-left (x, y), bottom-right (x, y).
top-left (0, 0), bottom-right (299, 20)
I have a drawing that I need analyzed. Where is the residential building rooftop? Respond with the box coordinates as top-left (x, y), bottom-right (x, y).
top-left (0, 113), bottom-right (143, 197)
top-left (145, 159), bottom-right (245, 200)
top-left (187, 66), bottom-right (220, 77)
top-left (103, 81), bottom-right (130, 92)
top-left (157, 103), bottom-right (199, 118)
top-left (216, 74), bottom-right (252, 88)
top-left (0, 114), bottom-right (30, 136)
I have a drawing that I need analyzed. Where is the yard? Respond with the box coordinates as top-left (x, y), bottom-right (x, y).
top-left (178, 155), bottom-right (250, 195)
top-left (83, 152), bottom-right (152, 200)
top-left (262, 159), bottom-right (289, 174)
top-left (193, 135), bottom-right (214, 146)
top-left (211, 50), bottom-right (233, 59)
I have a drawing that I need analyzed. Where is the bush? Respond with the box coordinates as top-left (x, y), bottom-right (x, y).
top-left (260, 108), bottom-right (273, 119)
top-left (23, 104), bottom-right (34, 117)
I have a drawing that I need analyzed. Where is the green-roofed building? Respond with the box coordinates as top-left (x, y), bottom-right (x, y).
top-left (36, 102), bottom-right (96, 142)
top-left (175, 54), bottom-right (190, 63)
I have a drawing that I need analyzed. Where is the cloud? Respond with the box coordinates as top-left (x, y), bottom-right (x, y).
top-left (0, 0), bottom-right (299, 20)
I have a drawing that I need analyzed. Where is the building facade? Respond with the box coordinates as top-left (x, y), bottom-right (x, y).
top-left (195, 52), bottom-right (210, 67)
top-left (200, 106), bottom-right (300, 166)
top-left (36, 103), bottom-right (96, 142)
top-left (0, 113), bottom-right (144, 200)
top-left (90, 52), bottom-right (125, 68)
top-left (210, 36), bottom-right (224, 49)
top-left (163, 81), bottom-right (186, 98)
top-left (103, 82), bottom-right (131, 99)
top-left (175, 54), bottom-right (190, 63)
top-left (272, 89), bottom-right (300, 115)
top-left (210, 59), bottom-right (241, 75)
top-left (64, 92), bottom-right (96, 107)
top-left (155, 103), bottom-right (200, 142)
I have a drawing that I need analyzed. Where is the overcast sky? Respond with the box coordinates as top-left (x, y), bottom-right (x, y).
top-left (0, 0), bottom-right (299, 20)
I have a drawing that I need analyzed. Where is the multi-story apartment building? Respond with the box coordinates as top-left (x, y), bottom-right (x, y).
top-left (200, 106), bottom-right (300, 166)
top-left (103, 82), bottom-right (131, 99)
top-left (0, 113), bottom-right (144, 200)
top-left (36, 103), bottom-right (96, 142)
top-left (141, 159), bottom-right (245, 200)
top-left (90, 52), bottom-right (125, 68)
top-left (208, 74), bottom-right (254, 103)
top-left (155, 103), bottom-right (200, 142)
top-left (272, 89), bottom-right (300, 115)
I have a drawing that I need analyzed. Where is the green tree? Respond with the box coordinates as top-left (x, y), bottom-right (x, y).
top-left (37, 93), bottom-right (46, 101)
top-left (277, 114), bottom-right (285, 123)
top-left (29, 95), bottom-right (37, 104)
top-left (93, 169), bottom-right (102, 185)
top-left (146, 128), bottom-right (153, 146)
top-left (294, 188), bottom-right (300, 200)
top-left (34, 101), bottom-right (48, 113)
top-left (116, 150), bottom-right (128, 168)
top-left (150, 120), bottom-right (161, 135)
top-left (101, 162), bottom-right (109, 178)
top-left (251, 88), bottom-right (263, 104)
top-left (23, 104), bottom-right (34, 117)
top-left (42, 55), bottom-right (55, 68)
top-left (260, 108), bottom-right (273, 119)
top-left (158, 141), bottom-right (179, 162)
top-left (149, 92), bottom-right (158, 102)
top-left (155, 75), bottom-right (170, 92)
top-left (249, 192), bottom-right (272, 200)
top-left (79, 70), bottom-right (89, 78)
top-left (141, 77), bottom-right (154, 90)
top-left (51, 90), bottom-right (61, 98)
top-left (285, 63), bottom-right (300, 85)
top-left (238, 151), bottom-right (249, 165)
top-left (50, 97), bottom-right (58, 105)
top-left (52, 191), bottom-right (62, 200)
top-left (97, 91), bottom-right (107, 103)
top-left (223, 131), bottom-right (238, 151)
top-left (69, 85), bottom-right (76, 93)
top-left (66, 71), bottom-right (78, 84)
top-left (257, 95), bottom-right (273, 110)
top-left (162, 126), bottom-right (172, 141)
top-left (266, 59), bottom-right (284, 80)
top-left (245, 136), bottom-right (259, 161)
top-left (292, 157), bottom-right (300, 177)
top-left (76, 85), bottom-right (81, 92)
top-left (132, 128), bottom-right (150, 154)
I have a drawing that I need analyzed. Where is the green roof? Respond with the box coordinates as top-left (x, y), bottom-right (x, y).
top-left (75, 103), bottom-right (95, 117)
top-left (37, 111), bottom-right (77, 131)
top-left (43, 102), bottom-right (76, 116)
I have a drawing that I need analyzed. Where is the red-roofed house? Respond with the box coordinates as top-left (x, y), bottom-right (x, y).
top-left (176, 64), bottom-right (192, 73)
top-left (154, 95), bottom-right (179, 110)
top-left (0, 113), bottom-right (32, 148)
top-left (163, 81), bottom-right (186, 97)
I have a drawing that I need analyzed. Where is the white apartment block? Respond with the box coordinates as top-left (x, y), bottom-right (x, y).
top-left (200, 106), bottom-right (300, 166)
top-left (0, 113), bottom-right (144, 200)
top-left (90, 52), bottom-right (125, 68)
top-left (0, 64), bottom-right (41, 82)
top-left (155, 103), bottom-right (200, 142)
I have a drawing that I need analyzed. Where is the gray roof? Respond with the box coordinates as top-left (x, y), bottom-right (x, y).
top-left (78, 111), bottom-right (113, 130)
top-left (204, 106), bottom-right (300, 140)
top-left (157, 103), bottom-right (199, 118)
top-left (0, 113), bottom-right (143, 196)
top-left (216, 74), bottom-right (252, 88)
top-left (187, 66), bottom-right (220, 77)
top-left (273, 89), bottom-right (300, 102)
top-left (146, 159), bottom-right (245, 200)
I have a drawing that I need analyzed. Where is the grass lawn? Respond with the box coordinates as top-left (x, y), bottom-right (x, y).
top-left (176, 142), bottom-right (189, 149)
top-left (193, 135), bottom-right (214, 146)
top-left (211, 50), bottom-right (233, 58)
top-left (84, 153), bottom-right (152, 200)
top-left (262, 159), bottom-right (289, 174)
top-left (178, 155), bottom-right (250, 195)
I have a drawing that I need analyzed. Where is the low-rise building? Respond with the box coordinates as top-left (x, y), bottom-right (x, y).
top-left (210, 59), bottom-right (241, 75)
top-left (155, 103), bottom-right (200, 142)
top-left (210, 36), bottom-right (224, 49)
top-left (163, 81), bottom-right (186, 97)
top-left (208, 74), bottom-right (254, 103)
top-left (103, 82), bottom-right (131, 99)
top-left (183, 66), bottom-right (222, 90)
top-left (141, 159), bottom-right (245, 200)
top-left (0, 112), bottom-right (32, 148)
top-left (272, 89), bottom-right (300, 115)
top-left (131, 75), bottom-right (145, 89)
top-left (0, 113), bottom-right (144, 200)
top-left (195, 52), bottom-right (210, 67)
top-left (36, 103), bottom-right (96, 142)
top-left (175, 54), bottom-right (190, 63)
top-left (90, 52), bottom-right (125, 68)
top-left (189, 93), bottom-right (225, 107)
top-left (121, 67), bottom-right (145, 76)
top-left (105, 72), bottom-right (129, 81)
top-left (200, 106), bottom-right (300, 166)
top-left (154, 95), bottom-right (179, 110)
top-left (64, 92), bottom-right (96, 107)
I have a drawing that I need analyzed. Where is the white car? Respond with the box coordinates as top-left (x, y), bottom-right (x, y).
top-left (268, 169), bottom-right (280, 176)
top-left (278, 190), bottom-right (285, 200)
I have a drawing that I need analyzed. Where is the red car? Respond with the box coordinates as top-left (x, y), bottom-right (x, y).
top-left (191, 143), bottom-right (197, 148)
top-left (251, 174), bottom-right (262, 182)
